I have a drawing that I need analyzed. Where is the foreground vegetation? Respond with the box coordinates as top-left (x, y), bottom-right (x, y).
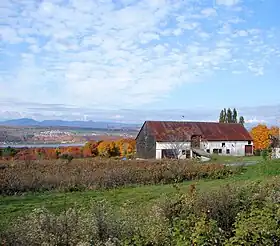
top-left (1, 158), bottom-right (280, 245)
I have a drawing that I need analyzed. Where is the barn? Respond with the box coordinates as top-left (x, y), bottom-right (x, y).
top-left (136, 121), bottom-right (253, 159)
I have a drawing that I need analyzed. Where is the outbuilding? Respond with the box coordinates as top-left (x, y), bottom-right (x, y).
top-left (136, 121), bottom-right (253, 159)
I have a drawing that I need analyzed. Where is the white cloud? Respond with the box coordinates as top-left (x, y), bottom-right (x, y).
top-left (237, 30), bottom-right (248, 37)
top-left (215, 0), bottom-right (240, 6)
top-left (0, 0), bottom-right (279, 112)
top-left (201, 8), bottom-right (217, 17)
top-left (246, 118), bottom-right (267, 124)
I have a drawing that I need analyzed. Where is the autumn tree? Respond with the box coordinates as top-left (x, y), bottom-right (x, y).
top-left (116, 138), bottom-right (136, 158)
top-left (97, 141), bottom-right (120, 157)
top-left (65, 146), bottom-right (83, 158)
top-left (35, 148), bottom-right (46, 160)
top-left (82, 141), bottom-right (99, 157)
top-left (250, 124), bottom-right (270, 150)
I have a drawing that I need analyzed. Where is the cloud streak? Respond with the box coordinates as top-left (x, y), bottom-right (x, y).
top-left (1, 98), bottom-right (280, 127)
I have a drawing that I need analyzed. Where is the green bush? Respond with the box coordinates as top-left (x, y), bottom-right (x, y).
top-left (190, 215), bottom-right (225, 246)
top-left (262, 149), bottom-right (269, 160)
top-left (227, 203), bottom-right (280, 245)
top-left (59, 153), bottom-right (74, 163)
top-left (1, 146), bottom-right (18, 158)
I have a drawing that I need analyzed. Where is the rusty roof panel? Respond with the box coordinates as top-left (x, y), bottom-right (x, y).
top-left (145, 121), bottom-right (252, 142)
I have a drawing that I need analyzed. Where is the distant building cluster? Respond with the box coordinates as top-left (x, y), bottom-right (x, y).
top-left (34, 130), bottom-right (73, 137)
top-left (32, 130), bottom-right (75, 143)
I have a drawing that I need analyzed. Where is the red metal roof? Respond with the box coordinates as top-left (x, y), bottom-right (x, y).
top-left (144, 121), bottom-right (253, 142)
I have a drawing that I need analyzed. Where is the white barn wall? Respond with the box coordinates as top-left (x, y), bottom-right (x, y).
top-left (201, 141), bottom-right (253, 156)
top-left (155, 140), bottom-right (253, 159)
top-left (156, 142), bottom-right (191, 159)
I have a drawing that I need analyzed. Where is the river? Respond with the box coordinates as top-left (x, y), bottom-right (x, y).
top-left (0, 143), bottom-right (86, 148)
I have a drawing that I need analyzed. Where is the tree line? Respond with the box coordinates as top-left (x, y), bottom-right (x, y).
top-left (0, 138), bottom-right (136, 161)
top-left (219, 108), bottom-right (245, 125)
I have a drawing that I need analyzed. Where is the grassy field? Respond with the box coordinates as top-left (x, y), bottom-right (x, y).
top-left (211, 154), bottom-right (262, 163)
top-left (0, 155), bottom-right (278, 233)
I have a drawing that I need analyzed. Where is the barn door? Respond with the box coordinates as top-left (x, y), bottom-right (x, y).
top-left (191, 135), bottom-right (201, 148)
top-left (245, 145), bottom-right (253, 156)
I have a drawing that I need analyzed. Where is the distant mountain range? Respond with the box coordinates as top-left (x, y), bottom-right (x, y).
top-left (0, 118), bottom-right (141, 130)
top-left (0, 118), bottom-right (260, 131)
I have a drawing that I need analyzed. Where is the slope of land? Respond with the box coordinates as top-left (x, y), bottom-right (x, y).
top-left (3, 156), bottom-right (280, 245)
top-left (0, 156), bottom-right (274, 231)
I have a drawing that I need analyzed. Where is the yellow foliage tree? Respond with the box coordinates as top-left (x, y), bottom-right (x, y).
top-left (250, 124), bottom-right (270, 150)
top-left (97, 141), bottom-right (119, 157)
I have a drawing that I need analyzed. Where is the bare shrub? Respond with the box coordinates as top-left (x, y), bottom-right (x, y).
top-left (0, 159), bottom-right (239, 195)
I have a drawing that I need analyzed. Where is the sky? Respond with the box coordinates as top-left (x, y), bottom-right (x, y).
top-left (1, 0), bottom-right (280, 124)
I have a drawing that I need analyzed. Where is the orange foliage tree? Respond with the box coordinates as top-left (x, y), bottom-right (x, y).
top-left (64, 146), bottom-right (83, 158)
top-left (250, 124), bottom-right (271, 150)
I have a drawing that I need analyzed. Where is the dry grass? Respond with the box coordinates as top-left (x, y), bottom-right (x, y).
top-left (0, 158), bottom-right (238, 195)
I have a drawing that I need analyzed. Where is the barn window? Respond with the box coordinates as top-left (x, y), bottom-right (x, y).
top-left (186, 150), bottom-right (191, 158)
top-left (213, 149), bottom-right (219, 154)
top-left (222, 143), bottom-right (225, 147)
top-left (219, 149), bottom-right (222, 154)
top-left (248, 141), bottom-right (251, 145)
top-left (226, 149), bottom-right (230, 154)
top-left (162, 149), bottom-right (177, 159)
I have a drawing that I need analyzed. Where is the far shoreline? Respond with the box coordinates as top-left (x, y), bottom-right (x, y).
top-left (0, 143), bottom-right (86, 148)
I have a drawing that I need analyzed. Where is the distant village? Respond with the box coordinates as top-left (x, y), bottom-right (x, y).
top-left (0, 126), bottom-right (137, 146)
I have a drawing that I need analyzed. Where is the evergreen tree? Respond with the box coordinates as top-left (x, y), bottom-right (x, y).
top-left (239, 116), bottom-right (245, 125)
top-left (227, 108), bottom-right (233, 123)
top-left (218, 108), bottom-right (245, 124)
top-left (233, 108), bottom-right (238, 123)
top-left (223, 108), bottom-right (227, 123)
top-left (219, 110), bottom-right (225, 123)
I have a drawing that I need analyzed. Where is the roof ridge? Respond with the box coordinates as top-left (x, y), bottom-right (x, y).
top-left (146, 120), bottom-right (242, 125)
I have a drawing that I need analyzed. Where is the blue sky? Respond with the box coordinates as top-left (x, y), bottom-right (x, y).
top-left (1, 0), bottom-right (280, 124)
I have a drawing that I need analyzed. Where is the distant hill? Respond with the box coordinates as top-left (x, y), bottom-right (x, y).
top-left (0, 118), bottom-right (259, 131)
top-left (0, 118), bottom-right (141, 130)
top-left (3, 118), bottom-right (39, 126)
